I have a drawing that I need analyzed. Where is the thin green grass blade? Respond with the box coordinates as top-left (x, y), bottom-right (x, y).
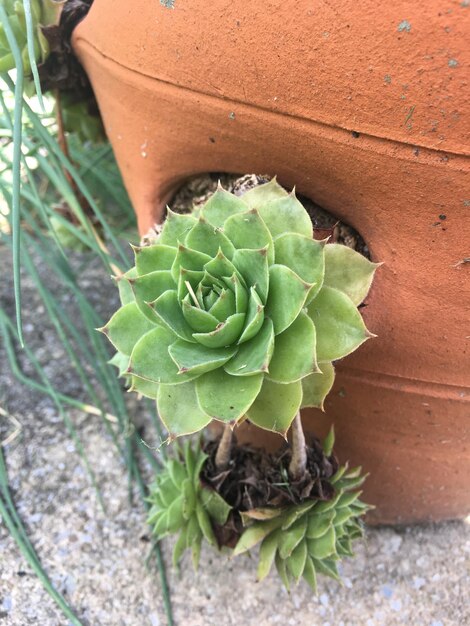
top-left (22, 0), bottom-right (45, 110)
top-left (0, 7), bottom-right (24, 345)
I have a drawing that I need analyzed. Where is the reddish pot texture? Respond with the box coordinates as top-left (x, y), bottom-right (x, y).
top-left (73, 0), bottom-right (470, 524)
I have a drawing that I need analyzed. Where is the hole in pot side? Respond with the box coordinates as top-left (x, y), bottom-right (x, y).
top-left (164, 173), bottom-right (371, 259)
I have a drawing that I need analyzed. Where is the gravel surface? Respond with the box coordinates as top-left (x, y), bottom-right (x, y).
top-left (1, 244), bottom-right (469, 626)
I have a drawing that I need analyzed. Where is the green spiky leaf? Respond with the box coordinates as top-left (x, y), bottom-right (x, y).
top-left (246, 378), bottom-right (302, 435)
top-left (324, 244), bottom-right (380, 305)
top-left (301, 362), bottom-right (335, 410)
top-left (307, 286), bottom-right (371, 361)
top-left (196, 367), bottom-right (263, 422)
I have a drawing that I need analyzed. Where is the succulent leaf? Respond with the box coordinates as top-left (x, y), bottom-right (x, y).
top-left (102, 302), bottom-right (154, 356)
top-left (246, 378), bottom-right (303, 435)
top-left (158, 209), bottom-right (197, 246)
top-left (157, 380), bottom-right (211, 436)
top-left (131, 271), bottom-right (176, 322)
top-left (169, 340), bottom-right (237, 376)
top-left (265, 265), bottom-right (311, 334)
top-left (232, 247), bottom-right (269, 304)
top-left (323, 243), bottom-right (380, 305)
top-left (200, 186), bottom-right (248, 227)
top-left (223, 209), bottom-right (275, 264)
top-left (241, 177), bottom-right (289, 208)
top-left (267, 311), bottom-right (317, 384)
top-left (129, 375), bottom-right (159, 399)
top-left (308, 286), bottom-right (370, 362)
top-left (301, 362), bottom-right (335, 410)
top-left (257, 529), bottom-right (281, 581)
top-left (196, 368), bottom-right (263, 423)
top-left (151, 290), bottom-right (196, 342)
top-left (238, 287), bottom-right (264, 344)
top-left (104, 180), bottom-right (377, 436)
top-left (257, 194), bottom-right (313, 239)
top-left (224, 318), bottom-right (275, 377)
top-left (116, 269), bottom-right (137, 305)
top-left (130, 326), bottom-right (197, 384)
top-left (185, 218), bottom-right (235, 259)
top-left (274, 233), bottom-right (325, 303)
top-left (199, 487), bottom-right (232, 525)
top-left (134, 244), bottom-right (177, 274)
top-left (287, 540), bottom-right (308, 582)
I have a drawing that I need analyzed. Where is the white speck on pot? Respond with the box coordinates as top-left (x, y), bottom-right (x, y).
top-left (448, 59), bottom-right (459, 68)
top-left (397, 20), bottom-right (411, 32)
top-left (229, 112), bottom-right (236, 120)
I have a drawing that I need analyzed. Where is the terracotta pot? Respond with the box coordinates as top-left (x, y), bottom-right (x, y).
top-left (72, 0), bottom-right (470, 524)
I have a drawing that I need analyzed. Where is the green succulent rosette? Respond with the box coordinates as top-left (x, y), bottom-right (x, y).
top-left (0, 0), bottom-right (56, 74)
top-left (147, 440), bottom-right (231, 568)
top-left (233, 433), bottom-right (370, 591)
top-left (103, 180), bottom-right (379, 437)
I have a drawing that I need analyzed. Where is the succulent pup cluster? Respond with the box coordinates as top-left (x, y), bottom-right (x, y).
top-left (103, 179), bottom-right (378, 438)
top-left (148, 433), bottom-right (370, 590)
top-left (234, 461), bottom-right (369, 589)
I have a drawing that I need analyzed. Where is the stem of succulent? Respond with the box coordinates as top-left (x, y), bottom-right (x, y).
top-left (215, 424), bottom-right (234, 471)
top-left (288, 412), bottom-right (308, 481)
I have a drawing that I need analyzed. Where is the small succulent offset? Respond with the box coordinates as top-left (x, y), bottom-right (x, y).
top-left (147, 440), bottom-right (231, 567)
top-left (233, 432), bottom-right (370, 591)
top-left (0, 0), bottom-right (56, 74)
top-left (103, 179), bottom-right (379, 437)
top-left (147, 430), bottom-right (369, 590)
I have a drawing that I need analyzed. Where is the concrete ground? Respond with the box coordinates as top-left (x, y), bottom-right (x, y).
top-left (0, 245), bottom-right (469, 626)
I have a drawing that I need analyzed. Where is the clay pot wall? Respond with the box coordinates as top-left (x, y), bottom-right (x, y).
top-left (72, 0), bottom-right (470, 524)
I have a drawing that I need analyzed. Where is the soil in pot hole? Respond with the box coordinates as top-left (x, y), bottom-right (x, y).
top-left (152, 172), bottom-right (371, 260)
top-left (201, 435), bottom-right (340, 548)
